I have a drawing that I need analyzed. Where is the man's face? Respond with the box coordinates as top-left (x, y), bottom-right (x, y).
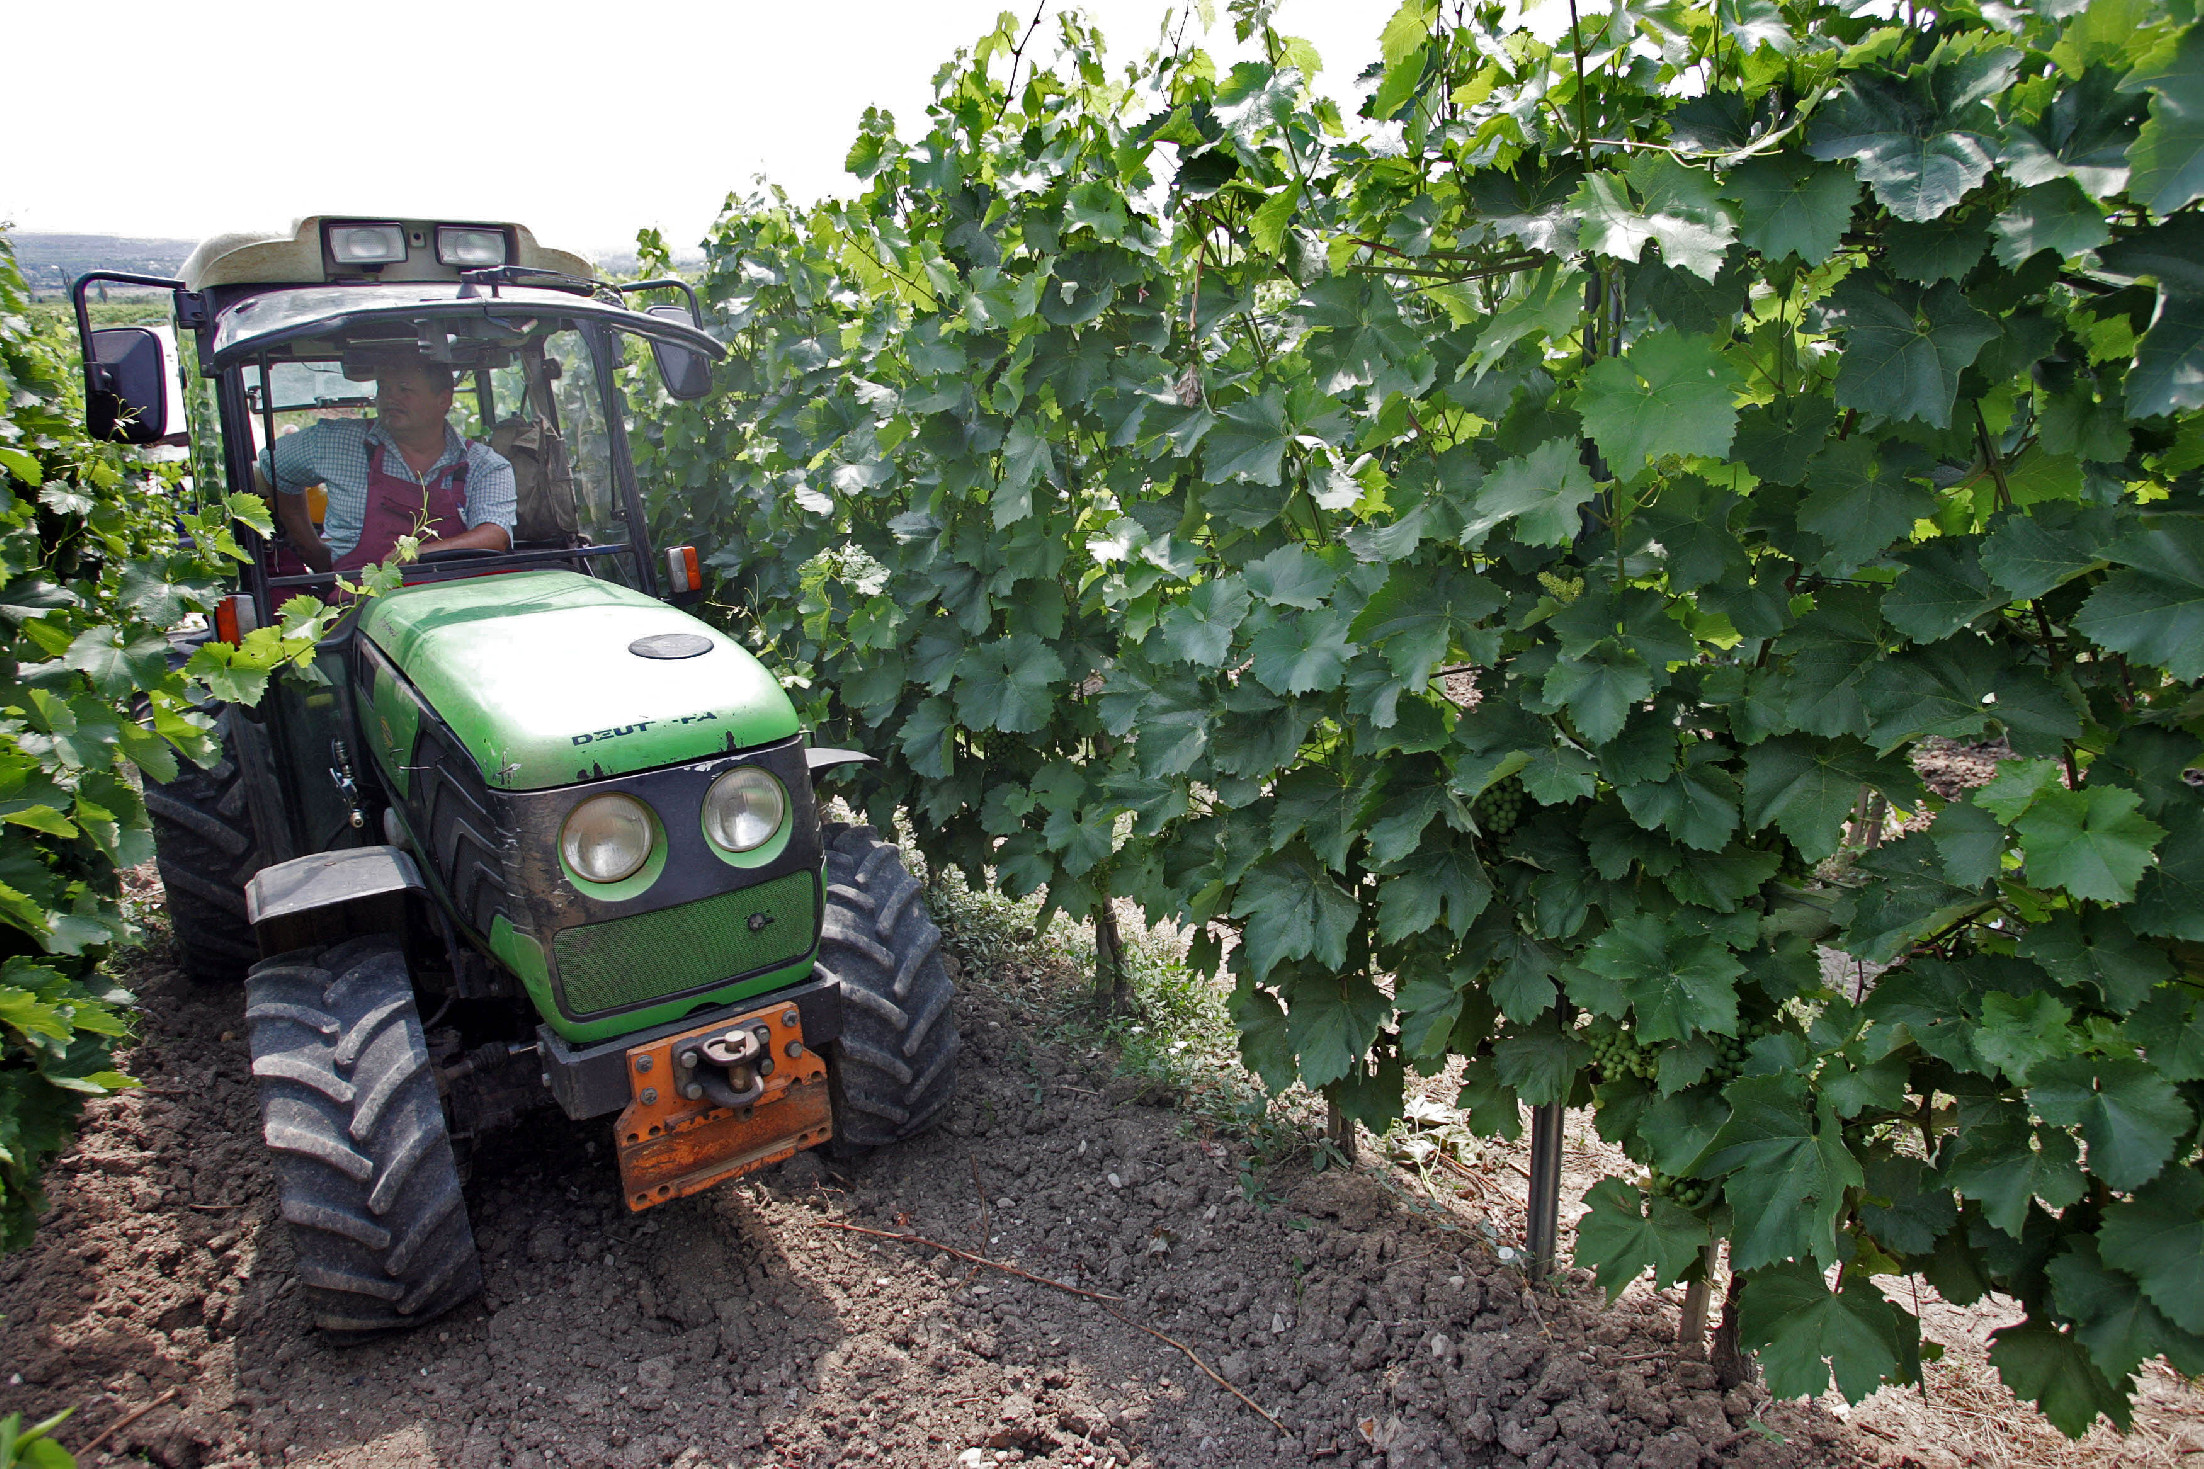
top-left (375, 364), bottom-right (455, 438)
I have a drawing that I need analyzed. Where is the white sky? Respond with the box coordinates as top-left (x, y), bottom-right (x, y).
top-left (7, 1), bottom-right (1383, 259)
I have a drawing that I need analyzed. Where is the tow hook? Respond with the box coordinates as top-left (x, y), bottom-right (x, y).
top-left (678, 1024), bottom-right (775, 1110)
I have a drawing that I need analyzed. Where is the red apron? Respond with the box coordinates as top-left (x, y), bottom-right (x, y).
top-left (335, 441), bottom-right (470, 574)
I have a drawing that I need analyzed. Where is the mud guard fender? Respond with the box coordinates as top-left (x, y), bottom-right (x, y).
top-left (805, 747), bottom-right (876, 787)
top-left (244, 845), bottom-right (428, 959)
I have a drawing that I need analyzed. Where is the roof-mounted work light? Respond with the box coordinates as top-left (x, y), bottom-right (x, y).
top-left (436, 226), bottom-right (508, 268)
top-left (325, 221), bottom-right (408, 266)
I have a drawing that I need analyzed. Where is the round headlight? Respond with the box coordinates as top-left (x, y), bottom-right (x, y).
top-left (704, 767), bottom-right (786, 853)
top-left (560, 794), bottom-right (655, 883)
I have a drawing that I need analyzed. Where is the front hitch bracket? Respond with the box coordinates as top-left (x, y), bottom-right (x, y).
top-left (613, 1002), bottom-right (829, 1210)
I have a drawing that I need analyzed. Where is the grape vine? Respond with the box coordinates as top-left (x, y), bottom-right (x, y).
top-left (629, 0), bottom-right (2204, 1435)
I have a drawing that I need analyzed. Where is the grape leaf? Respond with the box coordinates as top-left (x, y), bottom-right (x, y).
top-left (1825, 275), bottom-right (1999, 430)
top-left (1806, 67), bottom-right (2004, 222)
top-left (1883, 539), bottom-right (2004, 642)
top-left (1797, 439), bottom-right (1938, 573)
top-left (2127, 291), bottom-right (2204, 420)
top-left (1492, 1017), bottom-right (1589, 1104)
top-left (1617, 762), bottom-right (1741, 852)
top-left (1929, 800), bottom-right (2009, 887)
top-left (1979, 502), bottom-right (2117, 600)
top-left (1270, 769), bottom-right (1363, 872)
top-left (1348, 565), bottom-right (1505, 686)
top-left (2120, 23), bottom-right (2204, 215)
top-left (1575, 1177), bottom-right (1712, 1301)
top-left (1973, 991), bottom-right (2075, 1085)
top-left (1989, 1319), bottom-right (2134, 1436)
top-left (2099, 1166), bottom-right (2204, 1335)
top-left (995, 419), bottom-right (1053, 527)
top-left (2047, 1236), bottom-right (2204, 1384)
top-left (1462, 438), bottom-right (1600, 547)
top-left (1741, 736), bottom-right (1919, 862)
top-left (1727, 154), bottom-right (1860, 266)
top-left (1374, 836), bottom-right (1494, 942)
top-left (951, 633), bottom-right (1067, 734)
top-left (1243, 544), bottom-right (1340, 610)
top-left (1248, 607), bottom-right (1357, 695)
top-left (1542, 641), bottom-right (1654, 746)
top-left (2028, 1056), bottom-right (2191, 1190)
top-left (1990, 179), bottom-right (2110, 267)
top-left (1231, 847), bottom-right (1359, 979)
top-left (1974, 757), bottom-right (2067, 822)
top-left (1884, 213), bottom-right (1990, 284)
top-left (1227, 980), bottom-right (1297, 1094)
top-left (1565, 912), bottom-right (1744, 1045)
top-left (2014, 786), bottom-right (2166, 903)
top-left (1739, 1261), bottom-right (1914, 1403)
top-left (1948, 1120), bottom-right (2088, 1236)
top-left (2002, 66), bottom-right (2143, 196)
top-left (2133, 804), bottom-right (2204, 942)
top-left (2076, 520), bottom-right (2204, 679)
top-left (1158, 577), bottom-right (1251, 666)
top-left (1519, 743), bottom-right (1600, 804)
top-left (1861, 958), bottom-right (1986, 1071)
top-left (1488, 927), bottom-right (1563, 1022)
top-left (1699, 1074), bottom-right (1862, 1270)
top-left (2018, 910), bottom-right (2173, 1011)
top-left (1282, 969), bottom-right (1392, 1089)
top-left (1858, 1154), bottom-right (1959, 1255)
top-left (1578, 331), bottom-right (1746, 478)
top-left (2126, 990), bottom-right (2204, 1083)
top-left (1204, 388), bottom-right (1294, 485)
top-left (1573, 160), bottom-right (1739, 282)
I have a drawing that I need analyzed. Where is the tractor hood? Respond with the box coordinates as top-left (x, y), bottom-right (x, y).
top-left (357, 571), bottom-right (800, 791)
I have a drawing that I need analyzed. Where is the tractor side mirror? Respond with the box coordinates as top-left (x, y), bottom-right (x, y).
top-left (644, 305), bottom-right (713, 401)
top-left (85, 327), bottom-right (171, 444)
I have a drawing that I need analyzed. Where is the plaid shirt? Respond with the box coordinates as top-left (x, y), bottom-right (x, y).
top-left (259, 418), bottom-right (517, 559)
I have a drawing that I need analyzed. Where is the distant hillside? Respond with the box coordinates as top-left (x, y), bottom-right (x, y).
top-left (7, 230), bottom-right (700, 294)
top-left (10, 233), bottom-right (197, 292)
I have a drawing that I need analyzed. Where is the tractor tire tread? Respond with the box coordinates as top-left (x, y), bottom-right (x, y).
top-left (145, 711), bottom-right (269, 983)
top-left (818, 830), bottom-right (959, 1155)
top-left (245, 937), bottom-right (480, 1340)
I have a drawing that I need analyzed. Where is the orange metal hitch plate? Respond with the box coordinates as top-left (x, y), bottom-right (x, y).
top-left (615, 1002), bottom-right (831, 1211)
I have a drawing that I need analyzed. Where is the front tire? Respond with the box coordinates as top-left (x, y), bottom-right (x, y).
top-left (144, 711), bottom-right (267, 982)
top-left (817, 824), bottom-right (960, 1154)
top-left (245, 935), bottom-right (481, 1340)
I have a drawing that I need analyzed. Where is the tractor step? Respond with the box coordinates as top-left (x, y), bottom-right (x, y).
top-left (614, 1001), bottom-right (831, 1210)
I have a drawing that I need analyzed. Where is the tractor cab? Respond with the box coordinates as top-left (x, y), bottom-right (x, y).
top-left (80, 216), bottom-right (716, 612)
top-left (71, 218), bottom-right (959, 1342)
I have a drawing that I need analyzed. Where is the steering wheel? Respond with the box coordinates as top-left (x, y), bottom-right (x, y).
top-left (413, 546), bottom-right (504, 565)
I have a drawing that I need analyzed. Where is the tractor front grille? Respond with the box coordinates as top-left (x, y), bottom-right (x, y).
top-left (551, 870), bottom-right (819, 1017)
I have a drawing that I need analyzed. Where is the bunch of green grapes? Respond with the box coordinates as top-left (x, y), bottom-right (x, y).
top-left (1648, 1169), bottom-right (1717, 1210)
top-left (1707, 1017), bottom-right (1781, 1085)
top-left (1586, 1026), bottom-right (1656, 1083)
top-left (1473, 775), bottom-right (1528, 837)
top-left (1537, 570), bottom-right (1584, 603)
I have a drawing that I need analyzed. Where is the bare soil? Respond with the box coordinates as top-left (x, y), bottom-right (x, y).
top-left (1, 851), bottom-right (2196, 1469)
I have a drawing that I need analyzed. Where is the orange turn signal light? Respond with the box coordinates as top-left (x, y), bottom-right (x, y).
top-left (212, 593), bottom-right (259, 646)
top-left (664, 545), bottom-right (702, 594)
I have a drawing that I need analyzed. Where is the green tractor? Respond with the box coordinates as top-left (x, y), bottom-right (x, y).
top-left (71, 218), bottom-right (958, 1338)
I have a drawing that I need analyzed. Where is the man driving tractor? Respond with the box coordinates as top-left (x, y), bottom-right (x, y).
top-left (264, 357), bottom-right (516, 573)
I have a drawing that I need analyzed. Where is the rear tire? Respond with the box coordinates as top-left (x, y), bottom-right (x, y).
top-left (817, 824), bottom-right (960, 1156)
top-left (245, 935), bottom-right (481, 1341)
top-left (145, 712), bottom-right (267, 982)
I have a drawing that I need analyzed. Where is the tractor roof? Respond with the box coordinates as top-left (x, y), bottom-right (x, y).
top-left (181, 217), bottom-right (595, 292)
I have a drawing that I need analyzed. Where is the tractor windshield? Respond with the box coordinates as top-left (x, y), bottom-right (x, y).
top-left (210, 282), bottom-right (721, 602)
top-left (242, 325), bottom-right (633, 564)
